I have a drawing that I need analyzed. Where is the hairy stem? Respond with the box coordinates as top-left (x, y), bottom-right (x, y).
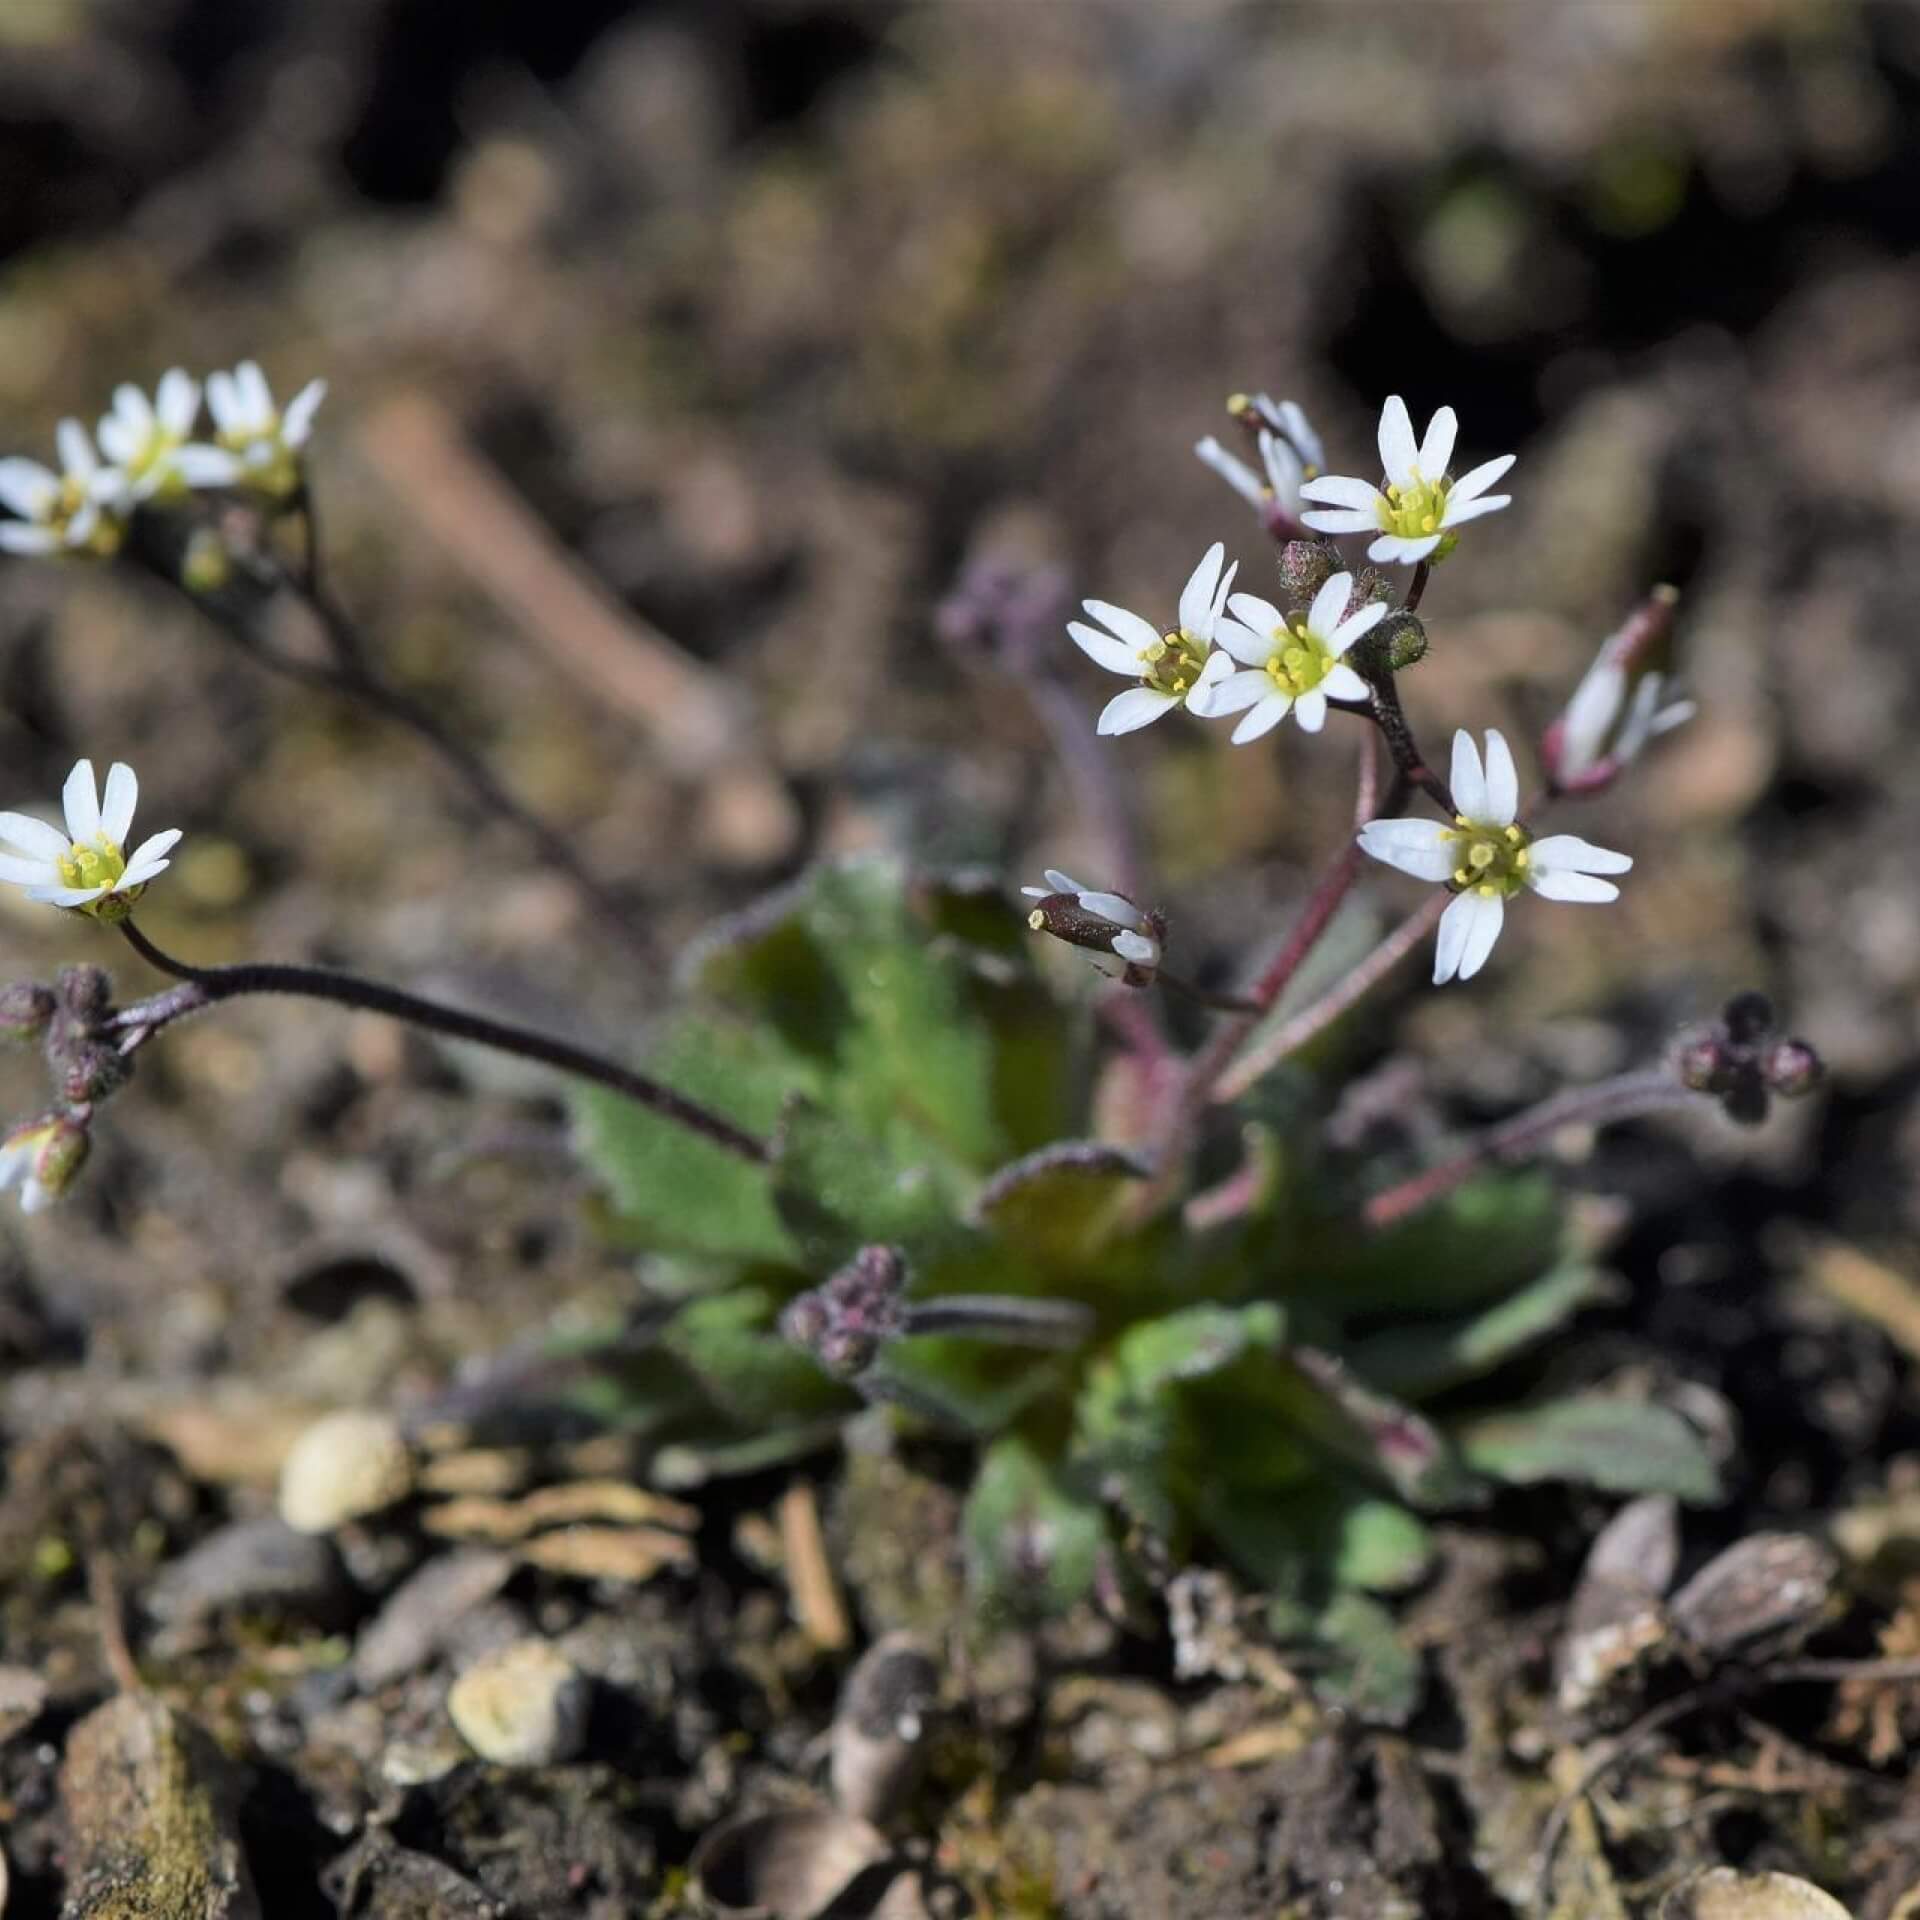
top-left (902, 1295), bottom-right (1095, 1347)
top-left (1364, 1065), bottom-right (1697, 1230)
top-left (113, 920), bottom-right (769, 1164)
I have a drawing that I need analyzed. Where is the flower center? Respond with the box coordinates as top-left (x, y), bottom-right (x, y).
top-left (1379, 473), bottom-right (1452, 541)
top-left (1262, 620), bottom-right (1334, 698)
top-left (1444, 818), bottom-right (1532, 899)
top-left (1139, 629), bottom-right (1210, 700)
top-left (57, 836), bottom-right (138, 920)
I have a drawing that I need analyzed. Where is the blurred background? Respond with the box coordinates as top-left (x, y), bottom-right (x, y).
top-left (0, 0), bottom-right (1918, 1598)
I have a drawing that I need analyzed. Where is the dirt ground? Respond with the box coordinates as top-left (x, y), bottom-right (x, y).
top-left (5, 2), bottom-right (1920, 1915)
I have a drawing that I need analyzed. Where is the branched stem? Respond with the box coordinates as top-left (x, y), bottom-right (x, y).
top-left (1363, 1065), bottom-right (1697, 1230)
top-left (112, 920), bottom-right (769, 1164)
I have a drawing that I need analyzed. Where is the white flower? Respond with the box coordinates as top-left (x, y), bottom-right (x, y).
top-left (1195, 394), bottom-right (1326, 523)
top-left (206, 360), bottom-right (326, 498)
top-left (1299, 395), bottom-right (1515, 566)
top-left (1550, 588), bottom-right (1694, 792)
top-left (96, 370), bottom-right (240, 501)
top-left (0, 759), bottom-right (181, 922)
top-left (1200, 570), bottom-right (1384, 742)
top-left (0, 1114), bottom-right (88, 1215)
top-left (1068, 542), bottom-right (1238, 736)
top-left (1022, 869), bottom-right (1161, 978)
top-left (1356, 728), bottom-right (1631, 985)
top-left (0, 420), bottom-right (125, 558)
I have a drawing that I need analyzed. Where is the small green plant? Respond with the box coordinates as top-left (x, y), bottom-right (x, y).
top-left (0, 370), bottom-right (1822, 1711)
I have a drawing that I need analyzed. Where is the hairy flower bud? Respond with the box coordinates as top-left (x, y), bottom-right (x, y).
top-left (55, 965), bottom-right (112, 1020)
top-left (1674, 993), bottom-right (1820, 1128)
top-left (1544, 585), bottom-right (1693, 795)
top-left (1275, 539), bottom-right (1338, 602)
top-left (0, 983), bottom-right (56, 1044)
top-left (1763, 1039), bottom-right (1825, 1100)
top-left (780, 1246), bottom-right (911, 1382)
top-left (1349, 608), bottom-right (1428, 678)
top-left (1021, 871), bottom-right (1163, 986)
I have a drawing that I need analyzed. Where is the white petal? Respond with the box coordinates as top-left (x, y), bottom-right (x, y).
top-left (0, 524), bottom-right (61, 555)
top-left (1300, 507), bottom-right (1379, 537)
top-left (1439, 494), bottom-right (1510, 527)
top-left (237, 360), bottom-right (274, 425)
top-left (56, 419), bottom-right (95, 477)
top-left (1226, 591), bottom-right (1286, 636)
top-left (1195, 437), bottom-right (1264, 509)
top-left (1187, 650), bottom-right (1237, 715)
top-left (1527, 868), bottom-right (1619, 904)
top-left (124, 826), bottom-right (181, 870)
top-left (1303, 571), bottom-right (1350, 639)
top-left (206, 370), bottom-right (241, 433)
top-left (1454, 890), bottom-right (1506, 980)
top-left (111, 383), bottom-right (153, 432)
top-left (18, 1178), bottom-right (51, 1214)
top-left (1111, 929), bottom-right (1158, 966)
top-left (1433, 892), bottom-right (1474, 984)
top-left (1294, 689), bottom-right (1329, 733)
top-left (0, 459), bottom-right (58, 519)
top-left (1449, 731), bottom-right (1487, 821)
top-left (0, 854), bottom-right (54, 885)
top-left (0, 811), bottom-right (71, 861)
top-left (99, 762), bottom-right (138, 845)
top-left (26, 883), bottom-right (107, 908)
top-left (1417, 405), bottom-right (1457, 479)
top-left (1367, 532), bottom-right (1442, 566)
top-left (282, 378), bottom-right (326, 445)
top-left (1069, 621), bottom-right (1145, 677)
top-left (1275, 400), bottom-right (1324, 472)
top-left (1323, 662), bottom-right (1371, 703)
top-left (174, 445), bottom-right (240, 488)
top-left (1327, 599), bottom-right (1388, 656)
top-left (1299, 474), bottom-right (1382, 511)
top-left (61, 760), bottom-right (101, 845)
top-left (1448, 453), bottom-right (1515, 503)
top-left (1481, 729), bottom-right (1519, 827)
top-left (96, 416), bottom-right (140, 466)
top-left (1203, 559), bottom-right (1238, 635)
top-left (1042, 869), bottom-right (1086, 896)
top-left (1080, 598), bottom-right (1162, 654)
top-left (1529, 834), bottom-right (1633, 876)
top-left (1078, 889), bottom-right (1144, 930)
top-left (1214, 616), bottom-right (1278, 667)
top-left (1257, 432), bottom-right (1302, 500)
top-left (1358, 818), bottom-right (1456, 883)
top-left (157, 369), bottom-right (200, 435)
top-left (1558, 661), bottom-right (1624, 775)
top-left (1231, 694), bottom-right (1293, 744)
top-left (1178, 542), bottom-right (1227, 639)
top-left (1377, 396), bottom-right (1418, 489)
top-left (118, 857), bottom-right (172, 889)
top-left (1204, 669), bottom-right (1271, 717)
top-left (1097, 687), bottom-right (1178, 736)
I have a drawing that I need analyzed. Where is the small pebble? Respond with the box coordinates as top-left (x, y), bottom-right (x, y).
top-left (447, 1638), bottom-right (590, 1767)
top-left (278, 1411), bottom-right (416, 1535)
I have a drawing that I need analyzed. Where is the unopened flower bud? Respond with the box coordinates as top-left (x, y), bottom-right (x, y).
top-left (1544, 585), bottom-right (1693, 795)
top-left (781, 1246), bottom-right (911, 1383)
top-left (1675, 1036), bottom-right (1727, 1093)
top-left (0, 984), bottom-right (55, 1044)
top-left (1764, 1039), bottom-right (1824, 1100)
top-left (51, 1038), bottom-right (130, 1107)
top-left (1349, 608), bottom-right (1428, 678)
top-left (55, 966), bottom-right (111, 1020)
top-left (1020, 870), bottom-right (1162, 986)
top-left (1276, 539), bottom-right (1338, 601)
top-left (0, 1112), bottom-right (90, 1214)
top-left (180, 526), bottom-right (235, 596)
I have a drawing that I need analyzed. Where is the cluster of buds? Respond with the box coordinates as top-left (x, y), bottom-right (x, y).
top-left (779, 1245), bottom-right (912, 1381)
top-left (0, 362), bottom-right (325, 562)
top-left (0, 963), bottom-right (134, 1213)
top-left (1675, 992), bottom-right (1824, 1126)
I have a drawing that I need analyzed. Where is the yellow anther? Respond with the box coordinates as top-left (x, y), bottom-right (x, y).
top-left (1476, 883), bottom-right (1499, 898)
top-left (1453, 867), bottom-right (1471, 887)
top-left (1027, 909), bottom-right (1047, 931)
top-left (1227, 392), bottom-right (1253, 415)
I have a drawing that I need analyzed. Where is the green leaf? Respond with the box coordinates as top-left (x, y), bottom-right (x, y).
top-left (1456, 1395), bottom-right (1722, 1501)
top-left (573, 1016), bottom-right (807, 1262)
top-left (868, 1335), bottom-right (1067, 1436)
top-left (1350, 1257), bottom-right (1617, 1399)
top-left (1205, 1481), bottom-right (1430, 1599)
top-left (1311, 1592), bottom-right (1423, 1724)
top-left (975, 1140), bottom-right (1148, 1269)
top-left (662, 1285), bottom-right (855, 1426)
top-left (964, 1433), bottom-right (1108, 1621)
top-left (678, 875), bottom-right (850, 1068)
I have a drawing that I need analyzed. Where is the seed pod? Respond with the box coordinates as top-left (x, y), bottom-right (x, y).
top-left (1668, 1532), bottom-right (1839, 1661)
top-left (831, 1632), bottom-right (940, 1824)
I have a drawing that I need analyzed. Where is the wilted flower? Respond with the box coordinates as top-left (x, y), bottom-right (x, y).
top-left (206, 360), bottom-right (326, 498)
top-left (1357, 728), bottom-right (1632, 984)
top-left (1300, 396), bottom-right (1514, 566)
top-left (0, 1112), bottom-right (89, 1214)
top-left (1022, 870), bottom-right (1162, 981)
top-left (96, 371), bottom-right (239, 501)
top-left (0, 760), bottom-right (180, 921)
top-left (1069, 542), bottom-right (1238, 735)
top-left (0, 421), bottom-right (124, 558)
top-left (1195, 393), bottom-right (1326, 527)
top-left (1201, 570), bottom-right (1384, 741)
top-left (1544, 585), bottom-right (1694, 793)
